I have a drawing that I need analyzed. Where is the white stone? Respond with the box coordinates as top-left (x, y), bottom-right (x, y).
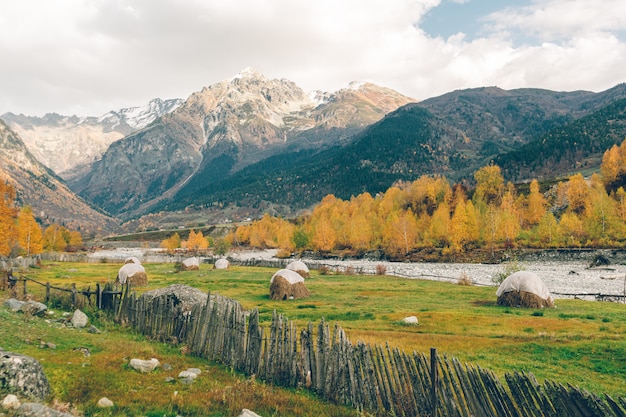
top-left (1, 394), bottom-right (20, 410)
top-left (178, 371), bottom-right (198, 379)
top-left (238, 409), bottom-right (263, 417)
top-left (129, 358), bottom-right (160, 373)
top-left (402, 316), bottom-right (418, 325)
top-left (71, 309), bottom-right (88, 328)
top-left (97, 397), bottom-right (114, 407)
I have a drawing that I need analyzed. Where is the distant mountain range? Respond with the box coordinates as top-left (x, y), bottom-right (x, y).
top-left (1, 98), bottom-right (182, 179)
top-left (162, 83), bottom-right (626, 214)
top-left (1, 68), bottom-right (625, 235)
top-left (68, 68), bottom-right (416, 217)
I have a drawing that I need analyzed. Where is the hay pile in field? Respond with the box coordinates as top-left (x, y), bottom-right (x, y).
top-left (270, 269), bottom-right (310, 300)
top-left (214, 258), bottom-right (229, 270)
top-left (182, 257), bottom-right (200, 271)
top-left (496, 271), bottom-right (554, 308)
top-left (117, 263), bottom-right (148, 286)
top-left (286, 260), bottom-right (310, 278)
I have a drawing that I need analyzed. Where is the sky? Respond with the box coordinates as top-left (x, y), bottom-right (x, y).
top-left (1, 0), bottom-right (625, 117)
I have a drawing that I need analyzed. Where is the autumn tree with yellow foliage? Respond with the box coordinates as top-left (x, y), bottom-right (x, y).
top-left (17, 206), bottom-right (43, 256)
top-left (0, 182), bottom-right (18, 256)
top-left (233, 137), bottom-right (626, 257)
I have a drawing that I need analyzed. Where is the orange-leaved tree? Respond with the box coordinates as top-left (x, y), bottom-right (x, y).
top-left (17, 206), bottom-right (43, 256)
top-left (160, 232), bottom-right (181, 252)
top-left (0, 181), bottom-right (18, 256)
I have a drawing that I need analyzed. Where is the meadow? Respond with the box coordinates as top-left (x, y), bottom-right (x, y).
top-left (2, 260), bottom-right (625, 415)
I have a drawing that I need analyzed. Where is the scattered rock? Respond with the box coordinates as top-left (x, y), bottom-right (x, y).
top-left (590, 254), bottom-right (611, 268)
top-left (70, 309), bottom-right (88, 328)
top-left (0, 349), bottom-right (51, 401)
top-left (165, 377), bottom-right (176, 383)
top-left (39, 341), bottom-right (56, 349)
top-left (3, 298), bottom-right (24, 312)
top-left (402, 316), bottom-right (419, 325)
top-left (129, 358), bottom-right (160, 373)
top-left (97, 397), bottom-right (114, 408)
top-left (180, 377), bottom-right (195, 385)
top-left (162, 363), bottom-right (173, 371)
top-left (187, 368), bottom-right (201, 376)
top-left (178, 370), bottom-right (199, 379)
top-left (1, 394), bottom-right (20, 410)
top-left (239, 409), bottom-right (263, 417)
top-left (21, 301), bottom-right (48, 316)
top-left (15, 402), bottom-right (73, 417)
top-left (87, 325), bottom-right (101, 334)
top-left (138, 284), bottom-right (208, 317)
top-left (73, 347), bottom-right (90, 357)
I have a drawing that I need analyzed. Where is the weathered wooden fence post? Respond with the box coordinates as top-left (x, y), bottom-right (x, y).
top-left (45, 282), bottom-right (51, 304)
top-left (431, 347), bottom-right (438, 417)
top-left (71, 283), bottom-right (77, 307)
top-left (96, 283), bottom-right (102, 309)
top-left (23, 277), bottom-right (27, 298)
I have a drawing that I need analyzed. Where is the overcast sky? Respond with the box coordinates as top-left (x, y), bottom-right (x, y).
top-left (1, 0), bottom-right (625, 117)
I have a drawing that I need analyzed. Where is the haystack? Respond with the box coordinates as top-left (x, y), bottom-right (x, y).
top-left (496, 271), bottom-right (554, 308)
top-left (214, 258), bottom-right (230, 270)
top-left (182, 257), bottom-right (200, 271)
top-left (124, 256), bottom-right (141, 264)
top-left (117, 263), bottom-right (148, 286)
top-left (269, 269), bottom-right (310, 300)
top-left (286, 260), bottom-right (310, 278)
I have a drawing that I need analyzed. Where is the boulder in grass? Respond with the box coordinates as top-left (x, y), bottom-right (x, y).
top-left (116, 263), bottom-right (148, 286)
top-left (182, 257), bottom-right (200, 271)
top-left (0, 349), bottom-right (50, 401)
top-left (138, 284), bottom-right (208, 317)
top-left (286, 260), bottom-right (310, 278)
top-left (269, 269), bottom-right (310, 300)
top-left (129, 358), bottom-right (160, 373)
top-left (496, 271), bottom-right (554, 308)
top-left (16, 403), bottom-right (73, 417)
top-left (71, 309), bottom-right (88, 328)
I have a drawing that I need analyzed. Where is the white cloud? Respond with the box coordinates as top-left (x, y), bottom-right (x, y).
top-left (0, 0), bottom-right (624, 116)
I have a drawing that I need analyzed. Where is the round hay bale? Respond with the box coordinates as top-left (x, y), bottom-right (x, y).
top-left (182, 257), bottom-right (200, 271)
top-left (286, 260), bottom-right (310, 278)
top-left (269, 269), bottom-right (310, 300)
top-left (496, 271), bottom-right (553, 308)
top-left (124, 256), bottom-right (141, 264)
top-left (214, 258), bottom-right (229, 270)
top-left (117, 263), bottom-right (148, 287)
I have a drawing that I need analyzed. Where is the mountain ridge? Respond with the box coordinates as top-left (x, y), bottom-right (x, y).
top-left (1, 97), bottom-right (182, 179)
top-left (0, 120), bottom-right (119, 235)
top-left (70, 69), bottom-right (416, 217)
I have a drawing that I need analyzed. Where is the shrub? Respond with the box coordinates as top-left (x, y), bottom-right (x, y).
top-left (492, 259), bottom-right (525, 285)
top-left (375, 264), bottom-right (387, 275)
top-left (318, 265), bottom-right (331, 275)
top-left (457, 272), bottom-right (473, 286)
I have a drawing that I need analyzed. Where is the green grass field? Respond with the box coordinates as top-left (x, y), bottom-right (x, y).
top-left (2, 261), bottom-right (625, 415)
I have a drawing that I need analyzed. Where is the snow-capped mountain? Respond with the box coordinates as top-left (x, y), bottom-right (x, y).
top-left (1, 98), bottom-right (182, 179)
top-left (98, 98), bottom-right (183, 130)
top-left (71, 68), bottom-right (416, 216)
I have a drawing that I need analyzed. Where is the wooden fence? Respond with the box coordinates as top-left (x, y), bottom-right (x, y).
top-left (111, 288), bottom-right (625, 417)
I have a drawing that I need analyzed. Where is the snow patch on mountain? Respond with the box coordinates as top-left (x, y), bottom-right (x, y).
top-left (98, 98), bottom-right (183, 130)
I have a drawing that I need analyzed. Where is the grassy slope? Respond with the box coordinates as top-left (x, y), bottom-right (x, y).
top-left (3, 261), bottom-right (625, 414)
